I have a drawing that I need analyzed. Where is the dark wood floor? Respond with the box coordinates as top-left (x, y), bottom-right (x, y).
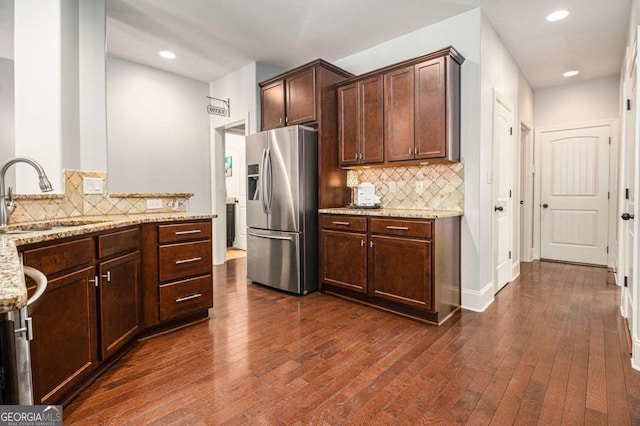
top-left (64, 260), bottom-right (640, 425)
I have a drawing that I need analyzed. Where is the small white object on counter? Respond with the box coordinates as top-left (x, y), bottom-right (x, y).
top-left (357, 182), bottom-right (381, 206)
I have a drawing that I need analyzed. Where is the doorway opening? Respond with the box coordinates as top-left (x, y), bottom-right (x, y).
top-left (224, 125), bottom-right (247, 261)
top-left (211, 114), bottom-right (249, 265)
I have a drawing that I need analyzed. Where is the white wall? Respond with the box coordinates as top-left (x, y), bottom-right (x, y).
top-left (13, 0), bottom-right (107, 194)
top-left (79, 0), bottom-right (107, 171)
top-left (535, 76), bottom-right (620, 127)
top-left (0, 58), bottom-right (14, 188)
top-left (107, 57), bottom-right (211, 214)
top-left (14, 0), bottom-right (64, 193)
top-left (334, 9), bottom-right (486, 310)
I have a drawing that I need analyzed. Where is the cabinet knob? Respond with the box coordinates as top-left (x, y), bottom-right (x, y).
top-left (621, 213), bottom-right (634, 220)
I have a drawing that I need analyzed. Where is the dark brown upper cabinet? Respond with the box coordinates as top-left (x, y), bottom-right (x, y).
top-left (338, 75), bottom-right (384, 166)
top-left (259, 60), bottom-right (352, 131)
top-left (336, 46), bottom-right (464, 167)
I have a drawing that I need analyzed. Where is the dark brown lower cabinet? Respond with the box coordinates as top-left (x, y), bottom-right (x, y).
top-left (369, 235), bottom-right (432, 310)
top-left (98, 251), bottom-right (140, 360)
top-left (30, 266), bottom-right (98, 405)
top-left (320, 214), bottom-right (460, 324)
top-left (321, 230), bottom-right (367, 293)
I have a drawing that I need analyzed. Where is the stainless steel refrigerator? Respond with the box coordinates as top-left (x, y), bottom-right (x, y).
top-left (246, 125), bottom-right (318, 295)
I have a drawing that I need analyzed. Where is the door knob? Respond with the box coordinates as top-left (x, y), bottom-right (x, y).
top-left (494, 206), bottom-right (503, 212)
top-left (542, 204), bottom-right (549, 208)
top-left (621, 213), bottom-right (635, 220)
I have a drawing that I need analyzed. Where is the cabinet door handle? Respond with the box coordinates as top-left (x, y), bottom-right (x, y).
top-left (370, 241), bottom-right (374, 248)
top-left (386, 226), bottom-right (409, 230)
top-left (279, 117), bottom-right (283, 123)
top-left (175, 257), bottom-right (202, 265)
top-left (175, 229), bottom-right (202, 235)
top-left (332, 221), bottom-right (350, 226)
top-left (101, 271), bottom-right (111, 282)
top-left (89, 275), bottom-right (99, 287)
top-left (361, 240), bottom-right (365, 247)
top-left (175, 293), bottom-right (202, 303)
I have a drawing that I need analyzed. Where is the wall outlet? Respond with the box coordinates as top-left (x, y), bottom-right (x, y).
top-left (415, 180), bottom-right (425, 193)
top-left (388, 181), bottom-right (396, 193)
top-left (146, 199), bottom-right (163, 209)
top-left (82, 177), bottom-right (104, 194)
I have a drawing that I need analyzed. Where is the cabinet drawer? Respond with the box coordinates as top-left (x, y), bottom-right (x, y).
top-left (98, 227), bottom-right (141, 259)
top-left (23, 238), bottom-right (94, 277)
top-left (320, 215), bottom-right (367, 232)
top-left (159, 275), bottom-right (213, 321)
top-left (158, 221), bottom-right (212, 244)
top-left (370, 218), bottom-right (431, 238)
top-left (159, 240), bottom-right (212, 282)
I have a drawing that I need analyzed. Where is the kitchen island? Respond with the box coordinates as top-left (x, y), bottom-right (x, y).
top-left (318, 208), bottom-right (461, 324)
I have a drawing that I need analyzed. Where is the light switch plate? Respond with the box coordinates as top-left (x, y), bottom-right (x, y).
top-left (415, 180), bottom-right (425, 193)
top-left (82, 177), bottom-right (104, 194)
top-left (146, 199), bottom-right (163, 209)
top-left (388, 181), bottom-right (397, 193)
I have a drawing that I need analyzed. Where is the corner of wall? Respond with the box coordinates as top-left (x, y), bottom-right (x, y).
top-left (461, 282), bottom-right (494, 312)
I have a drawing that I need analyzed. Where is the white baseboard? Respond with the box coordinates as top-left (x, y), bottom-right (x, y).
top-left (461, 282), bottom-right (494, 312)
top-left (633, 340), bottom-right (640, 372)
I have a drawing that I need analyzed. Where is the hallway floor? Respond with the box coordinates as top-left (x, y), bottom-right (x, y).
top-left (64, 260), bottom-right (640, 424)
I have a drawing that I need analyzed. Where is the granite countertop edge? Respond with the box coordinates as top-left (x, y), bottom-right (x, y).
top-left (318, 207), bottom-right (463, 219)
top-left (0, 213), bottom-right (217, 314)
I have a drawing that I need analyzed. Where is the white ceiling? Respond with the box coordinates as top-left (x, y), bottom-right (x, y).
top-left (0, 0), bottom-right (632, 89)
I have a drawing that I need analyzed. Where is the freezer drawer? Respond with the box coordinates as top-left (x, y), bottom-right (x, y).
top-left (247, 228), bottom-right (302, 294)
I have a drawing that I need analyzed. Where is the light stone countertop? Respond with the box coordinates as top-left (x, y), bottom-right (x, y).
top-left (0, 213), bottom-right (216, 314)
top-left (318, 207), bottom-right (463, 219)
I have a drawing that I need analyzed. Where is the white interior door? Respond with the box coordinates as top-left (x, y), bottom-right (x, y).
top-left (623, 79), bottom-right (636, 346)
top-left (540, 125), bottom-right (610, 265)
top-left (494, 95), bottom-right (514, 292)
top-left (621, 35), bottom-right (639, 364)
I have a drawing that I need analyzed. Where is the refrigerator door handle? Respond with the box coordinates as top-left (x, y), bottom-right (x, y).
top-left (260, 148), bottom-right (268, 213)
top-left (248, 231), bottom-right (293, 242)
top-left (265, 147), bottom-right (273, 213)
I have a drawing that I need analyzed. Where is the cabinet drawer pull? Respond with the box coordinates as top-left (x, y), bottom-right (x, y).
top-left (175, 229), bottom-right (202, 235)
top-left (175, 257), bottom-right (202, 265)
top-left (386, 226), bottom-right (409, 230)
top-left (175, 293), bottom-right (202, 303)
top-left (332, 221), bottom-right (350, 226)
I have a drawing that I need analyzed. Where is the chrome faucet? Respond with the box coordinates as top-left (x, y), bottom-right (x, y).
top-left (0, 157), bottom-right (53, 226)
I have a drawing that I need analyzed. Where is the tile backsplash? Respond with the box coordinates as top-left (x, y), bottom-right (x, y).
top-left (9, 170), bottom-right (191, 223)
top-left (357, 163), bottom-right (464, 211)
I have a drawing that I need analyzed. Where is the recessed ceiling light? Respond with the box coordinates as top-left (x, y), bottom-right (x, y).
top-left (547, 10), bottom-right (569, 22)
top-left (563, 70), bottom-right (580, 77)
top-left (159, 50), bottom-right (176, 59)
